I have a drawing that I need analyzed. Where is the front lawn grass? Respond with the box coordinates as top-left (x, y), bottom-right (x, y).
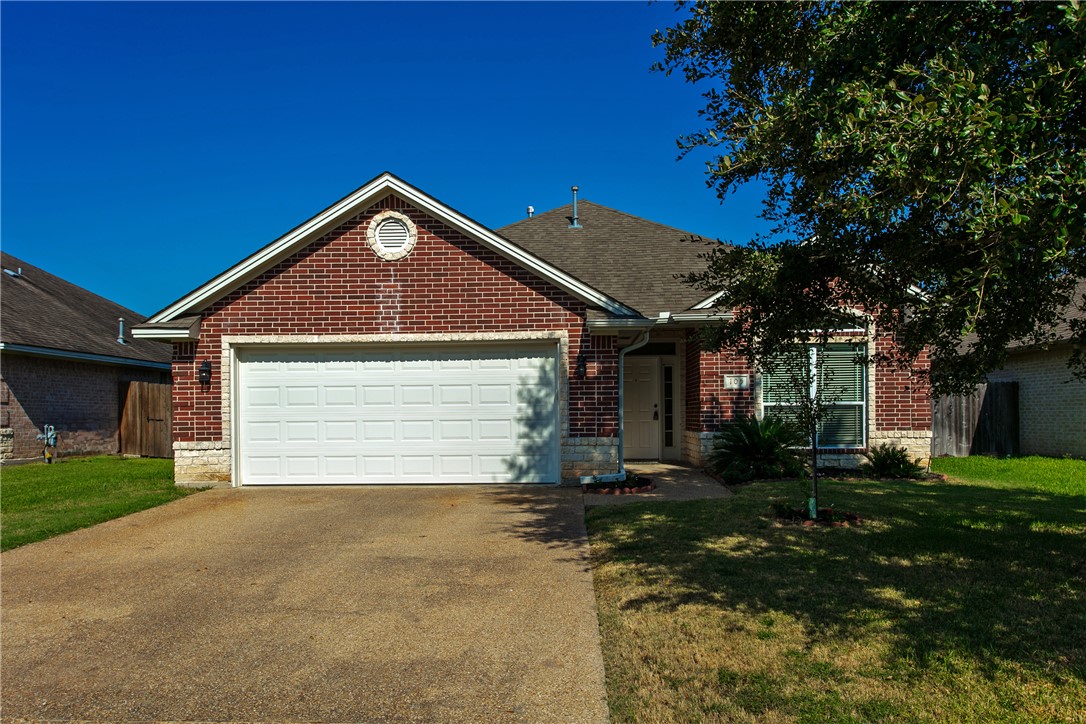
top-left (931, 454), bottom-right (1086, 495)
top-left (1, 456), bottom-right (197, 551)
top-left (588, 463), bottom-right (1086, 722)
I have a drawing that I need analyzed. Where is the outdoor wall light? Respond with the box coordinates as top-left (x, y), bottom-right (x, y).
top-left (576, 351), bottom-right (588, 380)
top-left (199, 360), bottom-right (212, 385)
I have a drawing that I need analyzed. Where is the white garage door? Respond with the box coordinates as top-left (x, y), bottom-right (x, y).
top-left (236, 345), bottom-right (559, 485)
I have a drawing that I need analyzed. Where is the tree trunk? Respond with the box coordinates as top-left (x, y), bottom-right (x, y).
top-left (809, 426), bottom-right (819, 519)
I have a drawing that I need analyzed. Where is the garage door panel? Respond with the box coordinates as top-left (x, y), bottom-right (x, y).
top-left (284, 421), bottom-right (319, 443)
top-left (325, 420), bottom-right (358, 442)
top-left (324, 386), bottom-right (357, 406)
top-left (400, 386), bottom-right (434, 406)
top-left (238, 344), bottom-right (558, 484)
top-left (247, 457), bottom-right (281, 479)
top-left (247, 387), bottom-right (281, 407)
top-left (479, 419), bottom-right (514, 441)
top-left (438, 420), bottom-right (472, 441)
top-left (479, 385), bottom-right (512, 405)
top-left (438, 385), bottom-right (472, 405)
top-left (363, 456), bottom-right (395, 476)
top-left (440, 456), bottom-right (473, 476)
top-left (401, 420), bottom-right (435, 441)
top-left (401, 456), bottom-right (435, 477)
top-left (246, 421), bottom-right (281, 443)
top-left (362, 420), bottom-right (395, 441)
top-left (362, 386), bottom-right (394, 406)
top-left (285, 387), bottom-right (318, 407)
top-left (324, 457), bottom-right (358, 478)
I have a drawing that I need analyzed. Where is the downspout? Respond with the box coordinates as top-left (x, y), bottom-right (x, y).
top-left (588, 328), bottom-right (651, 485)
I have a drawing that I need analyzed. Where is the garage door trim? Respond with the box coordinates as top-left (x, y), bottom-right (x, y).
top-left (224, 332), bottom-right (568, 486)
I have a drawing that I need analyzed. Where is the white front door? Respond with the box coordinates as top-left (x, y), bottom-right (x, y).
top-left (236, 344), bottom-right (559, 485)
top-left (623, 357), bottom-right (660, 460)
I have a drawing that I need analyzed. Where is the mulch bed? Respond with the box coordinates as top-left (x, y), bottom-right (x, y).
top-left (773, 503), bottom-right (863, 527)
top-left (582, 477), bottom-right (656, 495)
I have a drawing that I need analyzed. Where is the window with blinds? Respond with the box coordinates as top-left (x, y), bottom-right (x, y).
top-left (762, 344), bottom-right (867, 448)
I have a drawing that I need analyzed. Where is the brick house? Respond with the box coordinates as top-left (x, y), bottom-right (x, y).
top-left (985, 278), bottom-right (1086, 458)
top-left (1, 253), bottom-right (172, 461)
top-left (133, 173), bottom-right (931, 486)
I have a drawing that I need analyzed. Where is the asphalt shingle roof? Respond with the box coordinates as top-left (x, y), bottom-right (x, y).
top-left (1, 252), bottom-right (171, 365)
top-left (498, 200), bottom-right (722, 318)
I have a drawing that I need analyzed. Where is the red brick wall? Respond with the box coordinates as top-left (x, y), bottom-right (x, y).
top-left (684, 331), bottom-right (932, 437)
top-left (1, 353), bottom-right (169, 459)
top-left (874, 337), bottom-right (932, 432)
top-left (684, 331), bottom-right (756, 433)
top-left (172, 194), bottom-right (616, 442)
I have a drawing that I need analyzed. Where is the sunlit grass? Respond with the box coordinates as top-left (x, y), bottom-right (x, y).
top-left (588, 463), bottom-right (1086, 722)
top-left (932, 455), bottom-right (1086, 494)
top-left (1, 456), bottom-right (199, 550)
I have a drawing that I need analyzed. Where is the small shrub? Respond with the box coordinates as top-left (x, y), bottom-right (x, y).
top-left (860, 443), bottom-right (925, 479)
top-left (707, 415), bottom-right (806, 484)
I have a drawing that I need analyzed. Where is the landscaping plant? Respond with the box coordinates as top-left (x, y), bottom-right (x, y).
top-left (861, 443), bottom-right (926, 480)
top-left (706, 414), bottom-right (806, 484)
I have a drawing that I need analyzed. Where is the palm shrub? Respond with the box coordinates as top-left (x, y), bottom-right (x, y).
top-left (707, 415), bottom-right (806, 484)
top-left (860, 443), bottom-right (925, 480)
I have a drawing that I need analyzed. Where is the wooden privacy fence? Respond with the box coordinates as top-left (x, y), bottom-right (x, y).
top-left (120, 381), bottom-right (173, 458)
top-left (931, 381), bottom-right (1019, 457)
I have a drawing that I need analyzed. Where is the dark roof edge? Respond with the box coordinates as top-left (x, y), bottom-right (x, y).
top-left (0, 342), bottom-right (172, 370)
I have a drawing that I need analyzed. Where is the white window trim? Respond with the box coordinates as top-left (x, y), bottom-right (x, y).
top-left (761, 344), bottom-right (868, 449)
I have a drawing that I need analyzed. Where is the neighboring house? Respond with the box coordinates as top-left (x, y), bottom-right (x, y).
top-left (984, 278), bottom-right (1086, 458)
top-left (0, 252), bottom-right (173, 461)
top-left (133, 173), bottom-right (931, 487)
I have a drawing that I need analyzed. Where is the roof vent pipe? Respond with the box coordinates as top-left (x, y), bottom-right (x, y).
top-left (569, 186), bottom-right (582, 229)
top-left (3, 267), bottom-right (23, 278)
top-left (526, 205), bottom-right (534, 218)
top-left (117, 318), bottom-right (129, 345)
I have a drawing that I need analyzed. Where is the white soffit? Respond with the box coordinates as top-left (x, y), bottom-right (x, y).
top-left (147, 173), bottom-right (639, 324)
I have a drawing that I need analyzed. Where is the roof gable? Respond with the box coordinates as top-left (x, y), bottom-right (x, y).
top-left (498, 200), bottom-right (722, 318)
top-left (0, 252), bottom-right (171, 365)
top-left (143, 173), bottom-right (638, 325)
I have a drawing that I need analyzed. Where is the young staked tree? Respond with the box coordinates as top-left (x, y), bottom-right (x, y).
top-left (653, 1), bottom-right (1086, 396)
top-left (763, 344), bottom-right (855, 519)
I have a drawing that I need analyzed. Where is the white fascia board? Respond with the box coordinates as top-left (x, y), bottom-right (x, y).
top-left (691, 290), bottom-right (726, 310)
top-left (586, 318), bottom-right (656, 331)
top-left (0, 342), bottom-right (171, 370)
top-left (670, 310), bottom-right (734, 323)
top-left (588, 310), bottom-right (733, 331)
top-left (131, 327), bottom-right (199, 341)
top-left (148, 173), bottom-right (638, 323)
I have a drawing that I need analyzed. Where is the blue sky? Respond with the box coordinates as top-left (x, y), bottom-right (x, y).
top-left (2, 1), bottom-right (771, 316)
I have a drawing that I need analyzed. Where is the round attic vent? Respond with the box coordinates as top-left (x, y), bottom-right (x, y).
top-left (367, 210), bottom-right (418, 261)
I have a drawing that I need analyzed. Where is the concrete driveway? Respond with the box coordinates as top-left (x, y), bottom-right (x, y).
top-left (0, 486), bottom-right (607, 723)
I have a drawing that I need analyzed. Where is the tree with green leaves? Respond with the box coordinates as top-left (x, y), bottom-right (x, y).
top-left (654, 1), bottom-right (1086, 396)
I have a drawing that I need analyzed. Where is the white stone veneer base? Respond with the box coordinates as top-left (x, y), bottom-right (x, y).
top-left (174, 441), bottom-right (232, 487)
top-left (562, 437), bottom-right (619, 484)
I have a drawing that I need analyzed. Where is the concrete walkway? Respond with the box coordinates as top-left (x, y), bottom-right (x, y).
top-left (1, 486), bottom-right (607, 723)
top-left (583, 462), bottom-right (732, 507)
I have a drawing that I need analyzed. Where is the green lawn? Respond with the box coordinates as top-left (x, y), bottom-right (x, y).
top-left (1, 456), bottom-right (198, 551)
top-left (588, 458), bottom-right (1086, 722)
top-left (931, 455), bottom-right (1086, 495)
